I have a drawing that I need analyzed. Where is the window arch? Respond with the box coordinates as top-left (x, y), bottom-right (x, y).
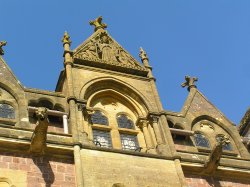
top-left (117, 114), bottom-right (134, 129)
top-left (0, 103), bottom-right (15, 119)
top-left (91, 110), bottom-right (108, 126)
top-left (194, 133), bottom-right (210, 148)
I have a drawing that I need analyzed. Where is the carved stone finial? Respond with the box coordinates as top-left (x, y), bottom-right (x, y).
top-left (181, 75), bottom-right (198, 91)
top-left (61, 31), bottom-right (71, 45)
top-left (0, 41), bottom-right (7, 55)
top-left (89, 16), bottom-right (107, 32)
top-left (139, 47), bottom-right (148, 61)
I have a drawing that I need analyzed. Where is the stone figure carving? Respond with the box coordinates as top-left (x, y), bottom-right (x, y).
top-left (80, 39), bottom-right (99, 59)
top-left (203, 136), bottom-right (228, 175)
top-left (96, 32), bottom-right (118, 62)
top-left (30, 107), bottom-right (49, 155)
top-left (89, 16), bottom-right (107, 32)
top-left (0, 41), bottom-right (7, 55)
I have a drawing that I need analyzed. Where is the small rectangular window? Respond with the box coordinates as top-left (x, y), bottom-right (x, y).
top-left (120, 134), bottom-right (139, 151)
top-left (93, 129), bottom-right (112, 148)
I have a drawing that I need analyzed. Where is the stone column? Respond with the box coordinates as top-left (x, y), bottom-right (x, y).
top-left (62, 32), bottom-right (84, 187)
top-left (63, 114), bottom-right (69, 134)
top-left (150, 115), bottom-right (164, 145)
top-left (86, 109), bottom-right (94, 143)
top-left (138, 119), bottom-right (156, 154)
top-left (139, 48), bottom-right (175, 156)
top-left (62, 31), bottom-right (79, 143)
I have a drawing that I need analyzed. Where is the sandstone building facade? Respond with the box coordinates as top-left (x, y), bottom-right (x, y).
top-left (0, 17), bottom-right (249, 187)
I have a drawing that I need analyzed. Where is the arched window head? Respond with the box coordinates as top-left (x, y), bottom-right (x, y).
top-left (117, 114), bottom-right (134, 129)
top-left (0, 104), bottom-right (15, 119)
top-left (91, 110), bottom-right (108, 125)
top-left (194, 133), bottom-right (210, 148)
top-left (216, 135), bottom-right (233, 151)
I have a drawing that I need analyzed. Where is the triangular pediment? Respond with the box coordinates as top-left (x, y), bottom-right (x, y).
top-left (73, 29), bottom-right (148, 76)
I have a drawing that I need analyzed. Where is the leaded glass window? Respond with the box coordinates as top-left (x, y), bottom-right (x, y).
top-left (91, 111), bottom-right (108, 126)
top-left (120, 134), bottom-right (139, 151)
top-left (194, 133), bottom-right (210, 148)
top-left (0, 104), bottom-right (15, 119)
top-left (117, 114), bottom-right (134, 129)
top-left (93, 129), bottom-right (112, 148)
top-left (216, 136), bottom-right (233, 151)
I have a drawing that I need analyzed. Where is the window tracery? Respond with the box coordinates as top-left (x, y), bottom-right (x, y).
top-left (117, 114), bottom-right (134, 129)
top-left (93, 129), bottom-right (112, 148)
top-left (194, 133), bottom-right (210, 148)
top-left (0, 103), bottom-right (15, 119)
top-left (91, 110), bottom-right (108, 125)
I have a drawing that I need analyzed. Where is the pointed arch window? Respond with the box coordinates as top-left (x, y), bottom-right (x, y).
top-left (0, 104), bottom-right (15, 119)
top-left (117, 114), bottom-right (134, 129)
top-left (91, 110), bottom-right (108, 126)
top-left (194, 133), bottom-right (210, 148)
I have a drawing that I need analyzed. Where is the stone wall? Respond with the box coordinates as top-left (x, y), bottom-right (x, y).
top-left (0, 152), bottom-right (76, 187)
top-left (185, 174), bottom-right (250, 187)
top-left (81, 149), bottom-right (183, 187)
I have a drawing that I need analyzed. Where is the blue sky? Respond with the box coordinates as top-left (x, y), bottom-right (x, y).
top-left (1, 1), bottom-right (250, 124)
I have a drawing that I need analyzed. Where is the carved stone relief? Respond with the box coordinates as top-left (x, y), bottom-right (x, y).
top-left (74, 31), bottom-right (145, 71)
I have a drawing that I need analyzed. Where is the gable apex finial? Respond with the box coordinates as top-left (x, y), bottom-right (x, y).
top-left (181, 75), bottom-right (198, 91)
top-left (89, 16), bottom-right (107, 32)
top-left (0, 41), bottom-right (7, 56)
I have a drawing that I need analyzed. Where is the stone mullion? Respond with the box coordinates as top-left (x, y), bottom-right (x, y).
top-left (110, 113), bottom-right (122, 149)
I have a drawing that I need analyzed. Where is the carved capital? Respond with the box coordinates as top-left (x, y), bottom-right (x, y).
top-left (78, 103), bottom-right (86, 111)
top-left (89, 16), bottom-right (107, 32)
top-left (0, 41), bottom-right (7, 55)
top-left (137, 119), bottom-right (149, 129)
top-left (149, 115), bottom-right (159, 123)
top-left (181, 75), bottom-right (198, 91)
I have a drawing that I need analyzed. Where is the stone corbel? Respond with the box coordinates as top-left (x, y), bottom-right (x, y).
top-left (30, 107), bottom-right (49, 155)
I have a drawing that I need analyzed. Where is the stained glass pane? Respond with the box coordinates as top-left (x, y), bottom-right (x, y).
top-left (120, 134), bottom-right (139, 151)
top-left (0, 104), bottom-right (15, 119)
top-left (216, 136), bottom-right (233, 151)
top-left (194, 133), bottom-right (210, 148)
top-left (93, 129), bottom-right (112, 148)
top-left (91, 111), bottom-right (108, 125)
top-left (117, 114), bottom-right (134, 129)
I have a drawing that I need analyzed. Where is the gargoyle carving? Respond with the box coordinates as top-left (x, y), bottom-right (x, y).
top-left (203, 137), bottom-right (227, 175)
top-left (30, 107), bottom-right (49, 155)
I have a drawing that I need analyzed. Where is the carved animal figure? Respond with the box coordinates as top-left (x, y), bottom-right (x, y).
top-left (203, 138), bottom-right (226, 175)
top-left (30, 107), bottom-right (49, 155)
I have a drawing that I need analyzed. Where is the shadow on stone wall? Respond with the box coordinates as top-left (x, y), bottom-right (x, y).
top-left (32, 157), bottom-right (55, 187)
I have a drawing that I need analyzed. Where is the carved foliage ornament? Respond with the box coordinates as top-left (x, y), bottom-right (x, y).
top-left (74, 31), bottom-right (146, 71)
